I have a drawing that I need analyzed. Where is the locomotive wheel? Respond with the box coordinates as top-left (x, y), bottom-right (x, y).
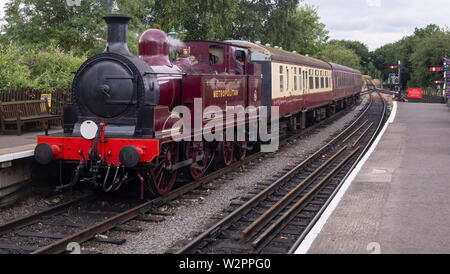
top-left (186, 141), bottom-right (211, 181)
top-left (150, 143), bottom-right (179, 195)
top-left (235, 141), bottom-right (247, 161)
top-left (221, 141), bottom-right (234, 166)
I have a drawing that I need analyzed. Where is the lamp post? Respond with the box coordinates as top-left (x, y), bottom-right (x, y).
top-left (444, 57), bottom-right (449, 102)
top-left (397, 60), bottom-right (402, 100)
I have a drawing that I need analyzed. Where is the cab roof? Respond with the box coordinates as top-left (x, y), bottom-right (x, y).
top-left (227, 40), bottom-right (331, 70)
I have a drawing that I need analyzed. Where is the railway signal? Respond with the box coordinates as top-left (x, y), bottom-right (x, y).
top-left (429, 67), bottom-right (443, 72)
top-left (430, 59), bottom-right (448, 100)
top-left (388, 62), bottom-right (401, 99)
top-left (397, 61), bottom-right (402, 99)
top-left (444, 57), bottom-right (449, 103)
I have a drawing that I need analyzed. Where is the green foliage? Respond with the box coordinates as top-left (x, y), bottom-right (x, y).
top-left (276, 3), bottom-right (329, 56)
top-left (3, 0), bottom-right (448, 91)
top-left (0, 0), bottom-right (362, 92)
top-left (324, 40), bottom-right (370, 72)
top-left (233, 1), bottom-right (328, 56)
top-left (371, 24), bottom-right (450, 88)
top-left (1, 0), bottom-right (116, 57)
top-left (24, 45), bottom-right (86, 91)
top-left (0, 43), bottom-right (86, 92)
top-left (1, 0), bottom-right (330, 56)
top-left (0, 43), bottom-right (32, 90)
top-left (318, 43), bottom-right (361, 69)
top-left (409, 30), bottom-right (450, 87)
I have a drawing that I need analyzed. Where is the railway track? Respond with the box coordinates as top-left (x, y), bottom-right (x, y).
top-left (0, 93), bottom-right (370, 254)
top-left (175, 89), bottom-right (386, 254)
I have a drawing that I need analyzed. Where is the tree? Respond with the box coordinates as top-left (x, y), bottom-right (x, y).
top-left (410, 30), bottom-right (450, 87)
top-left (232, 1), bottom-right (328, 56)
top-left (182, 0), bottom-right (237, 40)
top-left (289, 4), bottom-right (329, 56)
top-left (318, 43), bottom-right (361, 69)
top-left (1, 0), bottom-right (117, 56)
top-left (326, 40), bottom-right (370, 72)
top-left (233, 0), bottom-right (273, 42)
top-left (371, 24), bottom-right (449, 88)
top-left (1, 0), bottom-right (331, 57)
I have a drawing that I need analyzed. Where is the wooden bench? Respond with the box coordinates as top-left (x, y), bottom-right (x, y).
top-left (0, 100), bottom-right (62, 136)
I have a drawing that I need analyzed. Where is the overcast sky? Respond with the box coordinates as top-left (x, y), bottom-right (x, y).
top-left (1, 0), bottom-right (449, 51)
top-left (306, 0), bottom-right (450, 50)
top-left (0, 0), bottom-right (6, 26)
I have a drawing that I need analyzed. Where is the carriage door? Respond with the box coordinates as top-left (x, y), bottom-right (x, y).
top-left (236, 49), bottom-right (249, 108)
top-left (303, 70), bottom-right (308, 107)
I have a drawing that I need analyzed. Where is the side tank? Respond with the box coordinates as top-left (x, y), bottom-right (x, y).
top-left (139, 29), bottom-right (183, 109)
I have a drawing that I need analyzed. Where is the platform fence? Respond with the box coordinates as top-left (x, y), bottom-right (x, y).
top-left (403, 88), bottom-right (447, 104)
top-left (0, 88), bottom-right (72, 129)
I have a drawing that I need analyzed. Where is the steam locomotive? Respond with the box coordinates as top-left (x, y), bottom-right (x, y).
top-left (35, 14), bottom-right (362, 197)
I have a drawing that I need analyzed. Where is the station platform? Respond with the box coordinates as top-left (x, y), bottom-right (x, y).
top-left (297, 102), bottom-right (450, 254)
top-left (0, 129), bottom-right (62, 163)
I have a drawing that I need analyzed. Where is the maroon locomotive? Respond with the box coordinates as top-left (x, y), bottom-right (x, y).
top-left (35, 14), bottom-right (361, 197)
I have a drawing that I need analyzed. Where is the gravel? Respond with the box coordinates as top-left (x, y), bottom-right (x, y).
top-left (82, 94), bottom-right (373, 254)
top-left (0, 189), bottom-right (89, 226)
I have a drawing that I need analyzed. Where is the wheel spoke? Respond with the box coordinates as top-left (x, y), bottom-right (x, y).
top-left (149, 143), bottom-right (178, 195)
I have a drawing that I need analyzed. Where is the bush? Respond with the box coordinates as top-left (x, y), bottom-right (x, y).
top-left (0, 43), bottom-right (32, 90)
top-left (0, 42), bottom-right (87, 93)
top-left (23, 44), bottom-right (86, 92)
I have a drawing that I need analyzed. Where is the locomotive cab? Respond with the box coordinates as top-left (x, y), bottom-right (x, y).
top-left (183, 41), bottom-right (249, 75)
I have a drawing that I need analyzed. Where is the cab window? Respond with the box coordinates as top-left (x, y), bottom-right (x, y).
top-left (209, 46), bottom-right (224, 65)
top-left (235, 50), bottom-right (245, 75)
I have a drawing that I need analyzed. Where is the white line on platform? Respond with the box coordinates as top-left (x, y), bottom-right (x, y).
top-left (0, 150), bottom-right (34, 163)
top-left (294, 101), bottom-right (398, 254)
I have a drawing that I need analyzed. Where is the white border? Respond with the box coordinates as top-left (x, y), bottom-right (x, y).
top-left (294, 101), bottom-right (398, 254)
top-left (0, 150), bottom-right (34, 163)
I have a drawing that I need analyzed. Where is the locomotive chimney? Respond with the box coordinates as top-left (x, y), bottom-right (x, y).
top-left (103, 14), bottom-right (132, 56)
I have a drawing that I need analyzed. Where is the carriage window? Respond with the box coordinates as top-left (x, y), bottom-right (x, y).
top-left (321, 77), bottom-right (325, 89)
top-left (209, 46), bottom-right (224, 65)
top-left (304, 71), bottom-right (307, 90)
top-left (280, 66), bottom-right (284, 92)
top-left (315, 77), bottom-right (320, 89)
top-left (286, 67), bottom-right (290, 91)
top-left (299, 73), bottom-right (302, 91)
top-left (309, 76), bottom-right (314, 90)
top-left (294, 70), bottom-right (298, 90)
top-left (326, 77), bottom-right (329, 88)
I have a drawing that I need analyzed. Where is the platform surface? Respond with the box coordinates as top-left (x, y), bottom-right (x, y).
top-left (0, 129), bottom-right (62, 159)
top-left (307, 102), bottom-right (450, 254)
